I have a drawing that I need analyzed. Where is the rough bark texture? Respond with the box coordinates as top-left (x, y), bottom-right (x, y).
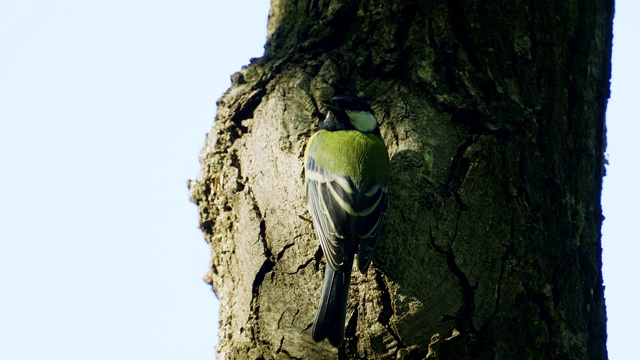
top-left (188, 1), bottom-right (611, 359)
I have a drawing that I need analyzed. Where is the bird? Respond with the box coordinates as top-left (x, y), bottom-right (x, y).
top-left (304, 94), bottom-right (389, 347)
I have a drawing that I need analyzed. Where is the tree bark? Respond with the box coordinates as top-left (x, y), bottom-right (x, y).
top-left (189, 1), bottom-right (612, 359)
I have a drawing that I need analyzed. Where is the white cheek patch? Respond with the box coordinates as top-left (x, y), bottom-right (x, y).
top-left (345, 110), bottom-right (377, 132)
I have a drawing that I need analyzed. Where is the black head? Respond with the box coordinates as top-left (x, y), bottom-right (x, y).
top-left (327, 95), bottom-right (374, 113)
top-left (320, 95), bottom-right (378, 133)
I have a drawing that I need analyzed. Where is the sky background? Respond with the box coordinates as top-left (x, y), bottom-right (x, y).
top-left (0, 1), bottom-right (636, 359)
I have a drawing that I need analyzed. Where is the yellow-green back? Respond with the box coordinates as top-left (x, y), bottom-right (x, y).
top-left (305, 130), bottom-right (389, 187)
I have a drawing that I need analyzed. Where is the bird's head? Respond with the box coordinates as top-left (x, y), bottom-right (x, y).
top-left (321, 95), bottom-right (378, 133)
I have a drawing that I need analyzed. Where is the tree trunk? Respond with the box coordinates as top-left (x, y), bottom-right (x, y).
top-left (189, 1), bottom-right (611, 359)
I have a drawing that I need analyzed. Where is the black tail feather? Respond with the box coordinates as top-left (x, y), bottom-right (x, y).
top-left (311, 264), bottom-right (352, 347)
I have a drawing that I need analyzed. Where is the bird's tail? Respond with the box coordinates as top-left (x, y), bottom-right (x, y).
top-left (311, 264), bottom-right (352, 347)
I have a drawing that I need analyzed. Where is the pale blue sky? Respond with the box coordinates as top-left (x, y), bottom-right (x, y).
top-left (0, 1), bottom-right (635, 359)
top-left (0, 1), bottom-right (269, 359)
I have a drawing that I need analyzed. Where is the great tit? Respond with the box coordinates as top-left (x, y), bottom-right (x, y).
top-left (304, 95), bottom-right (389, 347)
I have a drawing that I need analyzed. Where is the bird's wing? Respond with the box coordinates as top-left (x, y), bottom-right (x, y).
top-left (355, 180), bottom-right (388, 273)
top-left (306, 156), bottom-right (357, 271)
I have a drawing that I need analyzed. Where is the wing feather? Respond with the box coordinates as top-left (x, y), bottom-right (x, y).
top-left (307, 156), bottom-right (351, 270)
top-left (356, 182), bottom-right (388, 272)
